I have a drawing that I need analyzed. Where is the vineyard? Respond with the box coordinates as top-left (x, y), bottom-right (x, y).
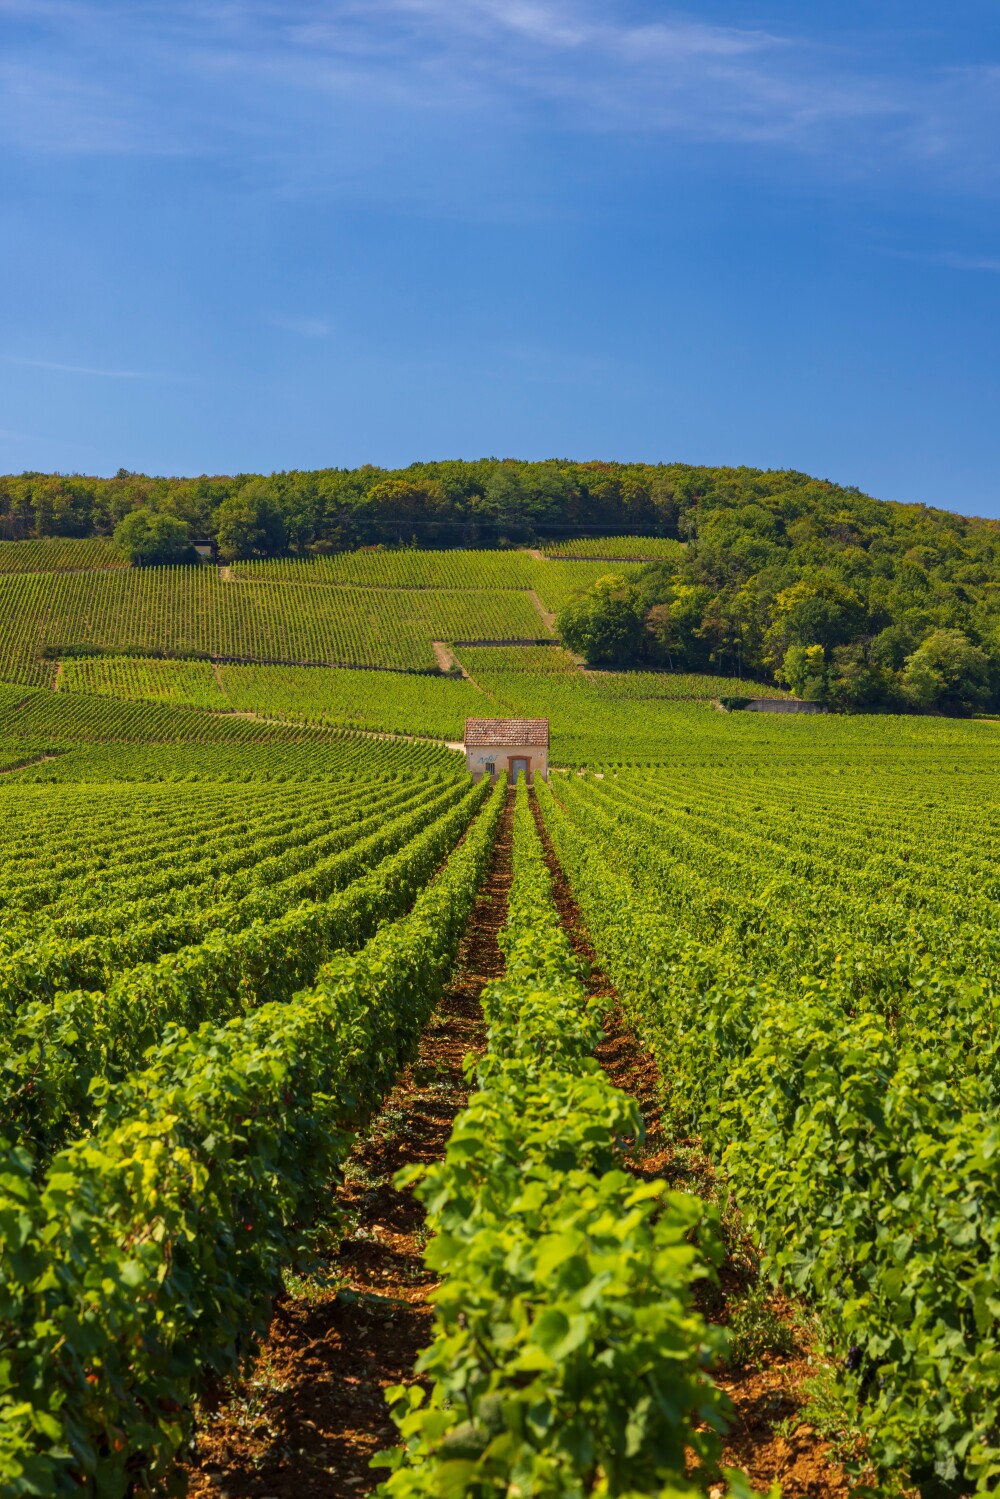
top-left (56, 656), bottom-right (489, 741)
top-left (231, 549), bottom-right (620, 606)
top-left (0, 681), bottom-right (445, 750)
top-left (374, 782), bottom-right (732, 1496)
top-left (0, 536), bottom-right (998, 1497)
top-left (534, 756), bottom-right (1000, 1492)
top-left (54, 653), bottom-right (793, 745)
top-left (540, 534), bottom-right (686, 561)
top-left (0, 548), bottom-right (637, 688)
top-left (0, 570), bottom-right (553, 683)
top-left (0, 537), bottom-right (125, 574)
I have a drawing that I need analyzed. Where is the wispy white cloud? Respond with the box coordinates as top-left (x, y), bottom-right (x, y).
top-left (0, 59), bottom-right (138, 155)
top-left (212, 0), bottom-right (891, 141)
top-left (936, 251), bottom-right (1000, 273)
top-left (1, 0), bottom-right (1000, 191)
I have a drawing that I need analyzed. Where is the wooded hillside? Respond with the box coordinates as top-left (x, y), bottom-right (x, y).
top-left (7, 459), bottom-right (1000, 712)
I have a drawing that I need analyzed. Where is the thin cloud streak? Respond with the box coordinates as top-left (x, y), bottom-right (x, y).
top-left (936, 251), bottom-right (1000, 273)
top-left (220, 0), bottom-right (896, 139)
top-left (1, 353), bottom-right (162, 379)
top-left (885, 248), bottom-right (1000, 274)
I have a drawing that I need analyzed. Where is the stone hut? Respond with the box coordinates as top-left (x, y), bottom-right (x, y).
top-left (464, 718), bottom-right (549, 785)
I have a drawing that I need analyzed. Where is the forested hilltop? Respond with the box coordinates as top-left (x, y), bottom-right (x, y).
top-left (3, 458), bottom-right (996, 553)
top-left (3, 459), bottom-right (693, 546)
top-left (4, 458), bottom-right (1000, 712)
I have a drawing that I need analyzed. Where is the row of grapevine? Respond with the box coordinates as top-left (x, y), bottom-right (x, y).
top-left (0, 537), bottom-right (662, 587)
top-left (378, 783), bottom-right (754, 1498)
top-left (540, 534), bottom-right (685, 562)
top-left (234, 548), bottom-right (543, 589)
top-left (0, 737), bottom-right (58, 771)
top-left (0, 775), bottom-right (447, 945)
top-left (0, 538), bottom-right (124, 574)
top-left (248, 554), bottom-right (592, 630)
top-left (220, 661), bottom-right (484, 737)
top-left (0, 683), bottom-right (463, 772)
top-left (0, 779), bottom-right (507, 1496)
top-left (455, 643), bottom-right (579, 674)
top-left (231, 548), bottom-right (637, 609)
top-left (1, 779), bottom-right (487, 1156)
top-left (537, 766), bottom-right (1000, 1491)
top-left (582, 669), bottom-right (789, 701)
top-left (58, 654), bottom-right (229, 709)
top-left (8, 736), bottom-right (456, 784)
top-left (0, 682), bottom-right (331, 744)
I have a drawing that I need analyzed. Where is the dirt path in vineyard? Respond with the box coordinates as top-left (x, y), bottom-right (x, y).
top-left (529, 792), bottom-right (857, 1499)
top-left (181, 792), bottom-right (515, 1499)
top-left (182, 786), bottom-right (857, 1499)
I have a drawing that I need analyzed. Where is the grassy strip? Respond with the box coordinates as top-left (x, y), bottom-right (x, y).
top-left (0, 776), bottom-right (507, 1497)
top-left (375, 782), bottom-right (764, 1498)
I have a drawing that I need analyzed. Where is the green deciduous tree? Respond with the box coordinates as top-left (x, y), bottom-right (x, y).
top-left (901, 629), bottom-right (991, 713)
top-left (113, 510), bottom-right (194, 566)
top-left (780, 643), bottom-right (827, 701)
top-left (765, 577), bottom-right (867, 662)
top-left (558, 574), bottom-right (648, 666)
top-left (215, 482), bottom-right (288, 561)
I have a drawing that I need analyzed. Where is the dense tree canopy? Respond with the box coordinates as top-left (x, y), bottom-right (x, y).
top-left (557, 512), bottom-right (1000, 714)
top-left (0, 459), bottom-right (681, 547)
top-left (112, 510), bottom-right (194, 567)
top-left (215, 483), bottom-right (288, 562)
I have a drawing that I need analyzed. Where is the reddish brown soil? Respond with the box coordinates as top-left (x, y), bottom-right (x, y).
top-left (529, 792), bottom-right (857, 1499)
top-left (181, 790), bottom-right (858, 1498)
top-left (180, 794), bottom-right (515, 1498)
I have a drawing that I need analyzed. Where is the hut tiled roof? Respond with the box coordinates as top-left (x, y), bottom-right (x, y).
top-left (464, 717), bottom-right (549, 748)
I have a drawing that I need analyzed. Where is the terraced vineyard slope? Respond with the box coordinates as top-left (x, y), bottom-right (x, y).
top-left (0, 547), bottom-right (632, 686)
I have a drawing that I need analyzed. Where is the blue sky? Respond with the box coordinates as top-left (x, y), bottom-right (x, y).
top-left (2, 1), bottom-right (1000, 515)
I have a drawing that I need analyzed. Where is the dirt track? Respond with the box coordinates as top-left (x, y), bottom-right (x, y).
top-left (183, 790), bottom-right (855, 1498)
top-left (182, 794), bottom-right (515, 1498)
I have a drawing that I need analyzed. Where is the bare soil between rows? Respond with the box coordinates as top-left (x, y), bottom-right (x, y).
top-left (182, 787), bottom-right (855, 1499)
top-left (180, 793), bottom-right (515, 1498)
top-left (530, 792), bottom-right (856, 1499)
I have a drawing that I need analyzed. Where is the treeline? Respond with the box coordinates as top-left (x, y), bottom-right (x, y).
top-left (0, 460), bottom-right (685, 553)
top-left (557, 483), bottom-right (1000, 712)
top-left (5, 460), bottom-right (996, 562)
top-left (3, 458), bottom-right (995, 564)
